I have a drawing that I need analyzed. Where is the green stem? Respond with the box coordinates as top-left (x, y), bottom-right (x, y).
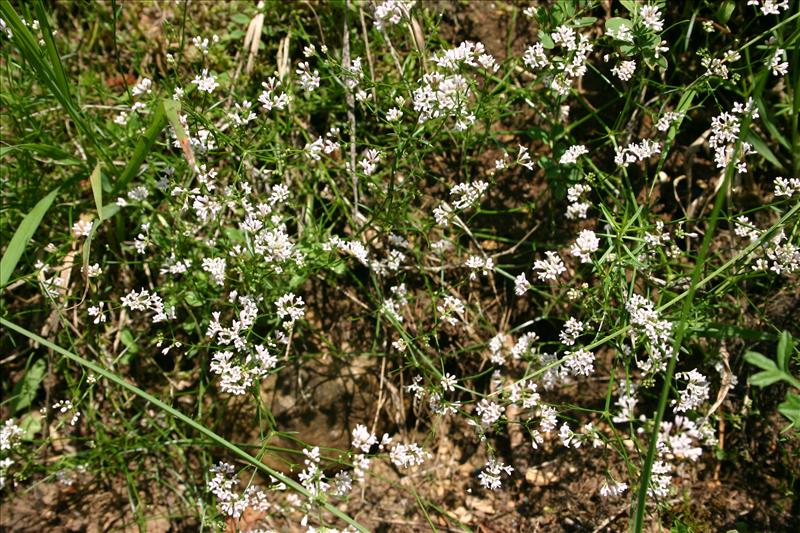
top-left (631, 154), bottom-right (737, 531)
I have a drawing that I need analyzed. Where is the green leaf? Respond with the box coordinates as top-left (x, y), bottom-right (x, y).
top-left (777, 331), bottom-right (792, 372)
top-left (750, 369), bottom-right (784, 387)
top-left (574, 17), bottom-right (597, 27)
top-left (539, 31), bottom-right (555, 49)
top-left (746, 131), bottom-right (784, 170)
top-left (715, 1), bottom-right (736, 24)
top-left (90, 163), bottom-right (104, 222)
top-left (744, 351), bottom-right (777, 371)
top-left (620, 0), bottom-right (637, 13)
top-left (231, 13), bottom-right (251, 25)
top-left (12, 358), bottom-right (47, 412)
top-left (605, 17), bottom-right (633, 39)
top-left (778, 392), bottom-right (800, 430)
top-left (0, 187), bottom-right (60, 288)
top-left (184, 291), bottom-right (203, 307)
top-left (19, 412), bottom-right (42, 440)
top-left (115, 101), bottom-right (168, 193)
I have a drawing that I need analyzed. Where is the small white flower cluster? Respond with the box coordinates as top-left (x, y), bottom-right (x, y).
top-left (566, 183), bottom-right (591, 220)
top-left (434, 181), bottom-right (488, 227)
top-left (511, 331), bottom-right (540, 360)
top-left (296, 61), bottom-right (320, 92)
top-left (325, 235), bottom-right (371, 267)
top-left (656, 111), bottom-right (684, 132)
top-left (506, 379), bottom-right (541, 410)
top-left (770, 48), bottom-right (788, 77)
top-left (121, 288), bottom-right (175, 323)
top-left (192, 34), bottom-right (219, 55)
top-left (0, 419), bottom-right (23, 451)
top-left (564, 348), bottom-right (596, 376)
top-left (611, 59), bottom-right (636, 82)
top-left (51, 399), bottom-right (81, 427)
top-left (599, 480), bottom-right (628, 498)
top-left (612, 385), bottom-right (638, 423)
top-left (708, 99), bottom-right (759, 172)
top-left (259, 77), bottom-right (291, 111)
top-left (475, 398), bottom-right (504, 426)
top-left (207, 462), bottom-right (270, 518)
top-left (304, 130), bottom-right (340, 161)
top-left (478, 457), bottom-right (513, 490)
top-left (298, 446), bottom-right (329, 498)
top-left (451, 181), bottom-right (488, 210)
top-left (0, 418), bottom-right (24, 489)
top-left (131, 77), bottom-right (152, 97)
top-left (275, 292), bottom-right (305, 328)
top-left (201, 257), bottom-right (226, 287)
top-left (192, 68), bottom-right (219, 94)
top-left (412, 41), bottom-right (495, 131)
top-left (488, 333), bottom-right (508, 365)
top-left (390, 442), bottom-right (430, 468)
top-left (72, 217), bottom-right (93, 237)
top-left (614, 138), bottom-right (661, 167)
top-left (701, 49), bottom-right (741, 80)
top-left (672, 369), bottom-right (710, 413)
top-left (570, 229), bottom-right (600, 263)
top-left (639, 5), bottom-right (664, 32)
top-left (373, 0), bottom-right (412, 31)
top-left (465, 255), bottom-right (494, 279)
top-left (559, 144), bottom-right (588, 165)
top-left (430, 40), bottom-right (498, 72)
top-left (559, 318), bottom-right (584, 346)
top-left (523, 25), bottom-right (594, 96)
top-left (206, 295), bottom-right (281, 394)
top-left (774, 176), bottom-right (800, 198)
top-left (227, 100), bottom-right (256, 127)
top-left (625, 294), bottom-right (674, 374)
top-left (87, 302), bottom-right (106, 324)
top-left (358, 148), bottom-right (381, 176)
top-left (437, 295), bottom-right (465, 325)
top-left (382, 283), bottom-right (409, 323)
top-left (533, 251), bottom-right (567, 282)
top-left (514, 272), bottom-right (531, 296)
top-left (747, 0), bottom-right (790, 16)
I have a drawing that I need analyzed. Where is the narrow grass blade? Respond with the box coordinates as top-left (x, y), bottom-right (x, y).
top-left (89, 163), bottom-right (104, 222)
top-left (114, 100), bottom-right (168, 193)
top-left (0, 318), bottom-right (370, 533)
top-left (1, 187), bottom-right (59, 288)
top-left (0, 1), bottom-right (115, 171)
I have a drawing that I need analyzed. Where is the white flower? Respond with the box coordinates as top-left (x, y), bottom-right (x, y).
top-left (275, 293), bottom-right (305, 327)
top-left (386, 107), bottom-right (403, 121)
top-left (478, 458), bottom-right (513, 490)
top-left (87, 302), bottom-right (107, 324)
top-left (611, 59), bottom-right (636, 81)
top-left (0, 419), bottom-right (23, 451)
top-left (533, 251), bottom-right (566, 282)
top-left (440, 373), bottom-right (457, 392)
top-left (570, 229), bottom-right (600, 263)
top-left (640, 5), bottom-right (664, 32)
top-left (514, 273), bottom-right (531, 295)
top-left (131, 77), bottom-right (152, 97)
top-left (770, 48), bottom-right (789, 77)
top-left (437, 295), bottom-right (465, 325)
top-left (71, 218), bottom-right (93, 237)
top-left (192, 69), bottom-right (219, 93)
top-left (672, 369), bottom-right (709, 412)
top-left (389, 442), bottom-right (430, 468)
top-left (351, 424), bottom-right (377, 452)
top-left (559, 144), bottom-right (588, 165)
top-left (475, 398), bottom-right (503, 426)
top-left (202, 257), bottom-right (226, 286)
top-left (564, 348), bottom-right (595, 376)
top-left (599, 481), bottom-right (628, 497)
top-left (774, 176), bottom-right (800, 198)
